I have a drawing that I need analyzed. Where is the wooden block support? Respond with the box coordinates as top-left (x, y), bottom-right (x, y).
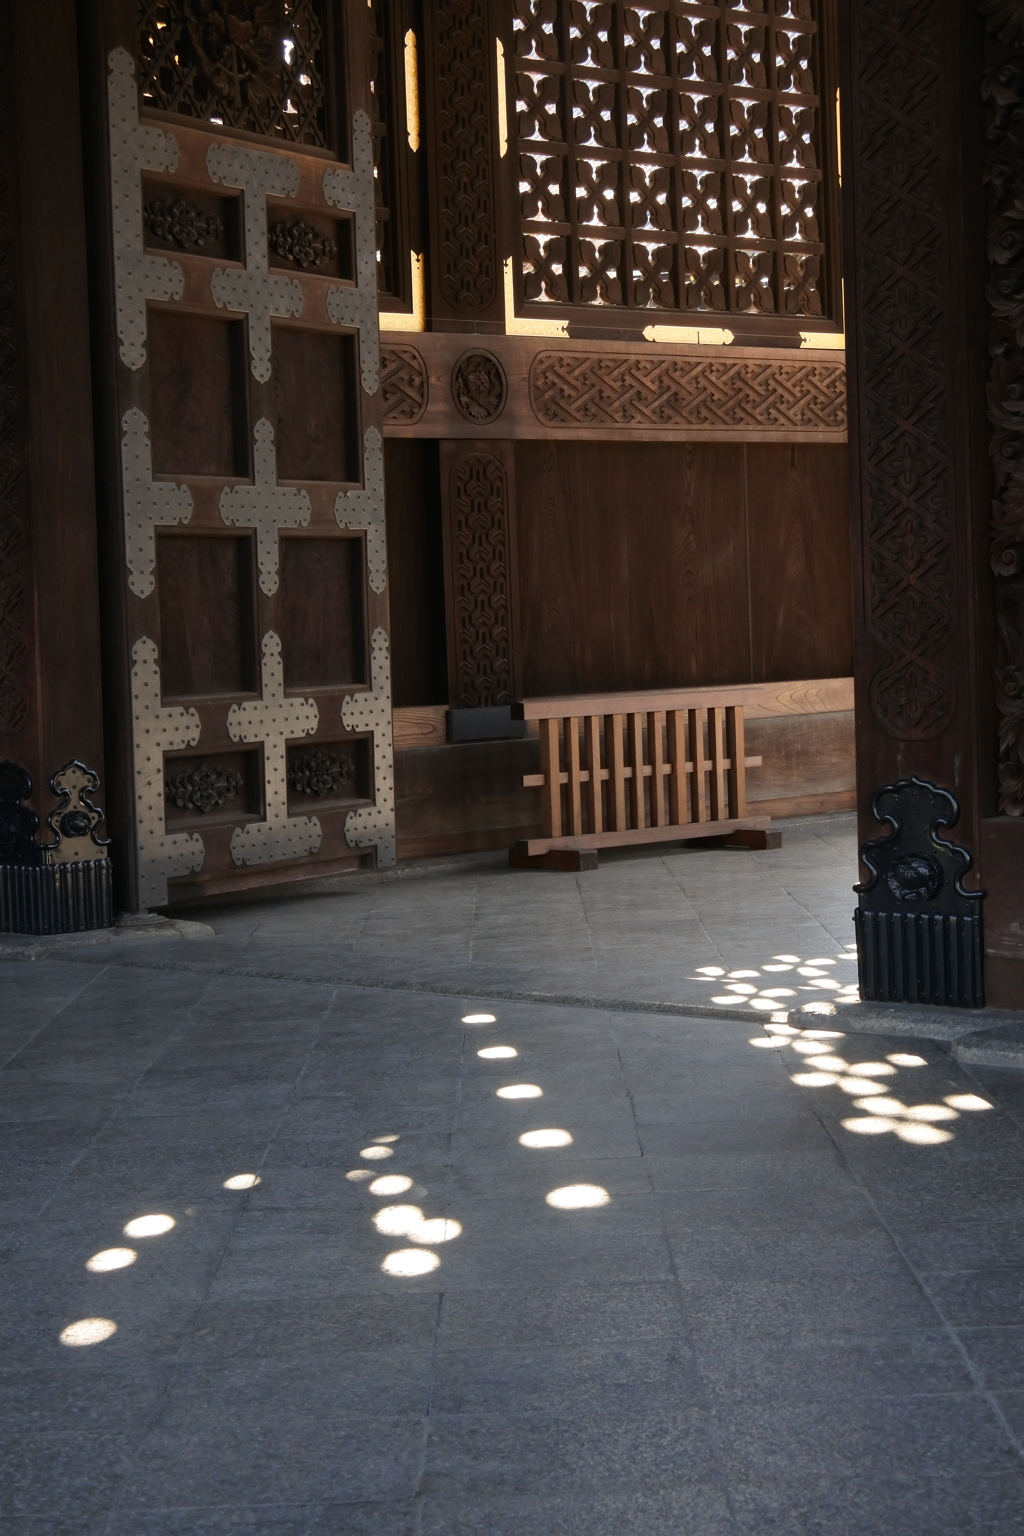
top-left (509, 845), bottom-right (600, 871)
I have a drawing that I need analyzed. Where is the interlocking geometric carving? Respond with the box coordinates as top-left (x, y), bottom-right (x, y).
top-left (207, 141), bottom-right (303, 382)
top-left (138, 0), bottom-right (329, 148)
top-left (341, 626), bottom-right (396, 866)
top-left (0, 46), bottom-right (26, 734)
top-left (449, 451), bottom-right (513, 707)
top-left (219, 418), bottom-right (311, 595)
top-left (121, 408), bottom-right (192, 598)
top-left (131, 636), bottom-right (204, 907)
top-left (432, 0), bottom-right (497, 309)
top-left (513, 0), bottom-right (826, 314)
top-left (323, 112), bottom-right (381, 394)
top-left (226, 631), bottom-right (321, 867)
top-left (983, 1), bottom-right (1024, 814)
top-left (381, 345), bottom-right (428, 424)
top-left (853, 0), bottom-right (953, 741)
top-left (529, 350), bottom-right (846, 431)
top-left (107, 48), bottom-right (184, 371)
top-left (336, 426), bottom-right (387, 593)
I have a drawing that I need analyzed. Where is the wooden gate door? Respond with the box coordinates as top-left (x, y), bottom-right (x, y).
top-left (84, 2), bottom-right (394, 909)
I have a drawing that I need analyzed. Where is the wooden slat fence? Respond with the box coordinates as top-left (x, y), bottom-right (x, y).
top-left (513, 691), bottom-right (778, 863)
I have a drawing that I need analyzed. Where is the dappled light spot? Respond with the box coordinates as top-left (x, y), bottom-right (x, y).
top-left (223, 1174), bottom-right (261, 1190)
top-left (415, 1217), bottom-right (462, 1244)
top-left (712, 995), bottom-right (742, 1005)
top-left (728, 970), bottom-right (760, 979)
top-left (806, 958), bottom-right (836, 966)
top-left (123, 1214), bottom-right (175, 1238)
top-left (478, 1046), bottom-right (517, 1059)
top-left (896, 1122), bottom-right (954, 1145)
top-left (801, 1029), bottom-right (844, 1039)
top-left (767, 1022), bottom-right (799, 1035)
top-left (903, 1103), bottom-right (958, 1122)
top-left (346, 1169), bottom-right (373, 1181)
top-left (360, 1146), bottom-right (394, 1160)
top-left (749, 998), bottom-right (783, 1011)
top-left (750, 1035), bottom-right (788, 1048)
top-left (946, 1094), bottom-right (993, 1112)
top-left (369, 1175), bottom-right (414, 1196)
top-left (695, 966), bottom-right (725, 976)
top-left (86, 1248), bottom-right (136, 1273)
top-left (810, 1055), bottom-right (849, 1071)
top-left (371, 1134), bottom-right (400, 1144)
top-left (726, 983), bottom-right (757, 995)
top-left (791, 1071), bottom-right (839, 1087)
top-left (773, 954), bottom-right (800, 962)
top-left (845, 1062), bottom-right (896, 1077)
top-left (759, 988), bottom-right (796, 998)
top-left (60, 1318), bottom-right (117, 1347)
top-left (792, 1039), bottom-right (831, 1055)
top-left (838, 1077), bottom-right (888, 1096)
top-left (382, 1248), bottom-right (440, 1276)
top-left (497, 1084), bottom-right (543, 1099)
top-left (520, 1128), bottom-right (573, 1147)
top-left (463, 1013), bottom-right (496, 1024)
top-left (889, 1053), bottom-right (927, 1067)
top-left (546, 1184), bottom-right (610, 1209)
top-left (373, 1204), bottom-right (424, 1237)
top-left (842, 1116), bottom-right (899, 1135)
top-left (801, 1001), bottom-right (837, 1016)
top-left (762, 963), bottom-right (794, 973)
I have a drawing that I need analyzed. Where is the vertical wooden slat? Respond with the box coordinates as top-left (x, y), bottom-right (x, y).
top-left (627, 712), bottom-right (645, 828)
top-left (667, 709), bottom-right (688, 825)
top-left (607, 713), bottom-right (627, 830)
top-left (585, 714), bottom-right (603, 834)
top-left (539, 716), bottom-right (561, 838)
top-left (648, 711), bottom-right (666, 826)
top-left (688, 708), bottom-right (706, 823)
top-left (726, 706), bottom-right (747, 819)
top-left (708, 707), bottom-right (727, 822)
top-left (565, 715), bottom-right (583, 834)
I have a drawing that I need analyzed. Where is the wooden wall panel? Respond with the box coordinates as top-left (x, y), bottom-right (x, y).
top-left (148, 311), bottom-right (249, 477)
top-left (747, 444), bottom-right (853, 682)
top-left (278, 537), bottom-right (365, 690)
top-left (384, 439), bottom-right (448, 708)
top-left (514, 441), bottom-right (750, 698)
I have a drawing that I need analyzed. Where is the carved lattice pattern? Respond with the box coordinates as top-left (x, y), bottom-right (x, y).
top-left (513, 0), bottom-right (825, 314)
top-left (138, 0), bottom-right (328, 147)
top-left (433, 0), bottom-right (497, 309)
top-left (450, 453), bottom-right (513, 707)
top-left (368, 0), bottom-right (399, 295)
top-left (381, 345), bottom-right (428, 423)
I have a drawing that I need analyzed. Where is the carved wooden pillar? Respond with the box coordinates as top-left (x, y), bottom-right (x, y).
top-left (0, 3), bottom-right (104, 817)
top-left (439, 440), bottom-right (519, 709)
top-left (840, 2), bottom-right (1005, 998)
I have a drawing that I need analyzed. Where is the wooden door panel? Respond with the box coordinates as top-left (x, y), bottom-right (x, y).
top-left (90, 4), bottom-right (394, 907)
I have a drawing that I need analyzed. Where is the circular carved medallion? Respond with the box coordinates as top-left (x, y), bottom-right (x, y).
top-left (886, 853), bottom-right (943, 903)
top-left (452, 351), bottom-right (507, 423)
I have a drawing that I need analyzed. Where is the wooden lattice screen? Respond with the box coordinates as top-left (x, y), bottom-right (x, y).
top-left (513, 0), bottom-right (834, 320)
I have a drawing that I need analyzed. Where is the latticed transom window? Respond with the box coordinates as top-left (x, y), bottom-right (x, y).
top-left (513, 0), bottom-right (827, 316)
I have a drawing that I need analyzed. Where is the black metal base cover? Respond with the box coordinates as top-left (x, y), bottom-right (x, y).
top-left (855, 908), bottom-right (984, 1009)
top-left (0, 859), bottom-right (113, 934)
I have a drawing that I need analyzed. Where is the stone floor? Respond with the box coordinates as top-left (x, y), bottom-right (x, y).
top-left (5, 813), bottom-right (1024, 1533)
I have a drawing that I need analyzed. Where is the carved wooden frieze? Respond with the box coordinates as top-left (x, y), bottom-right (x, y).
top-left (983, 2), bottom-right (1024, 815)
top-left (851, 0), bottom-right (953, 742)
top-left (381, 345), bottom-right (428, 424)
top-left (529, 351), bottom-right (846, 433)
top-left (430, 0), bottom-right (496, 311)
